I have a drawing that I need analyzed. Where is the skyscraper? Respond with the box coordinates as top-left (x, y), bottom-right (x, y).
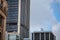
top-left (6, 0), bottom-right (30, 40)
top-left (0, 0), bottom-right (8, 40)
top-left (32, 32), bottom-right (56, 40)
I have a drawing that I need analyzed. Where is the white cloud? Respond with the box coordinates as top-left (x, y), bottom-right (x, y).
top-left (30, 0), bottom-right (60, 40)
top-left (30, 24), bottom-right (52, 33)
top-left (52, 23), bottom-right (60, 40)
top-left (30, 0), bottom-right (57, 32)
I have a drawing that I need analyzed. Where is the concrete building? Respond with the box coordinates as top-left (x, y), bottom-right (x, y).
top-left (32, 32), bottom-right (56, 40)
top-left (6, 0), bottom-right (30, 40)
top-left (0, 0), bottom-right (8, 40)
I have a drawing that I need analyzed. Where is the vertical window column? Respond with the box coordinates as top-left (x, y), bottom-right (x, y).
top-left (40, 33), bottom-right (41, 40)
top-left (44, 33), bottom-right (46, 40)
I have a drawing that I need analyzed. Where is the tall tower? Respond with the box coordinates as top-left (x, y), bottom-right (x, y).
top-left (6, 0), bottom-right (30, 40)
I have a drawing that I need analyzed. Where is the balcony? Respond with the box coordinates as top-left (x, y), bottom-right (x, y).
top-left (0, 0), bottom-right (8, 16)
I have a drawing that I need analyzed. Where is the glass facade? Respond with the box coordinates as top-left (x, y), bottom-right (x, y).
top-left (32, 33), bottom-right (33, 40)
top-left (6, 0), bottom-right (18, 32)
top-left (34, 33), bottom-right (40, 40)
top-left (41, 33), bottom-right (44, 40)
top-left (20, 0), bottom-right (29, 38)
top-left (21, 0), bottom-right (26, 25)
top-left (50, 33), bottom-right (54, 40)
top-left (46, 33), bottom-right (49, 40)
top-left (32, 32), bottom-right (55, 40)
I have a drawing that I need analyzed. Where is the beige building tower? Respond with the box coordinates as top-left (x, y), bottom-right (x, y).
top-left (0, 0), bottom-right (8, 40)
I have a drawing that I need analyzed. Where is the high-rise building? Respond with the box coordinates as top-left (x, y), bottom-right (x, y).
top-left (6, 0), bottom-right (30, 40)
top-left (0, 0), bottom-right (8, 40)
top-left (32, 32), bottom-right (56, 40)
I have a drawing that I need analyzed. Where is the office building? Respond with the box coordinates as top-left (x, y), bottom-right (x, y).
top-left (0, 0), bottom-right (8, 40)
top-left (6, 0), bottom-right (30, 40)
top-left (32, 32), bottom-right (56, 40)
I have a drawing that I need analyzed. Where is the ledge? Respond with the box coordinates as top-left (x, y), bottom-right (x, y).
top-left (0, 8), bottom-right (7, 16)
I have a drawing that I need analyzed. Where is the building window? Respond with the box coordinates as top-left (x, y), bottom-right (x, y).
top-left (0, 32), bottom-right (1, 40)
top-left (6, 0), bottom-right (8, 1)
top-left (46, 33), bottom-right (49, 40)
top-left (35, 33), bottom-right (40, 40)
top-left (50, 33), bottom-right (54, 40)
top-left (0, 15), bottom-right (2, 26)
top-left (0, 0), bottom-right (3, 8)
top-left (41, 33), bottom-right (44, 40)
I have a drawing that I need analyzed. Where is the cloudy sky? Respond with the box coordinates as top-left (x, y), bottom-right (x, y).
top-left (30, 0), bottom-right (60, 40)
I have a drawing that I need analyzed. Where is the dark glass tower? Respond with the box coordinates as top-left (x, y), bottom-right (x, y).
top-left (6, 0), bottom-right (30, 39)
top-left (6, 0), bottom-right (18, 32)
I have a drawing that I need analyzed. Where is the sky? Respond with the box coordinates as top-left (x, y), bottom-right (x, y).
top-left (30, 0), bottom-right (57, 32)
top-left (30, 0), bottom-right (60, 40)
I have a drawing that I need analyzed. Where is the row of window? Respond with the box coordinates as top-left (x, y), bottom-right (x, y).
top-left (7, 0), bottom-right (18, 24)
top-left (32, 33), bottom-right (55, 40)
top-left (21, 0), bottom-right (26, 25)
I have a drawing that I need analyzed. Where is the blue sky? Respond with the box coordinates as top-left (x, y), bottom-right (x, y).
top-left (51, 2), bottom-right (60, 22)
top-left (30, 0), bottom-right (57, 32)
top-left (30, 0), bottom-right (60, 40)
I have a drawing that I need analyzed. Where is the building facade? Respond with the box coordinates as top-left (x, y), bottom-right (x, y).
top-left (6, 0), bottom-right (30, 40)
top-left (0, 0), bottom-right (8, 40)
top-left (32, 32), bottom-right (56, 40)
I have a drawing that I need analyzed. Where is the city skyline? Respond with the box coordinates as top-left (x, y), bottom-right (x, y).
top-left (30, 0), bottom-right (60, 40)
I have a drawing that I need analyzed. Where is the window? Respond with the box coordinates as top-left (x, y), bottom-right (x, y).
top-left (50, 33), bottom-right (54, 40)
top-left (0, 0), bottom-right (3, 8)
top-left (46, 33), bottom-right (49, 40)
top-left (0, 32), bottom-right (1, 40)
top-left (35, 33), bottom-right (40, 40)
top-left (0, 15), bottom-right (2, 26)
top-left (16, 35), bottom-right (19, 40)
top-left (41, 33), bottom-right (44, 40)
top-left (6, 0), bottom-right (8, 1)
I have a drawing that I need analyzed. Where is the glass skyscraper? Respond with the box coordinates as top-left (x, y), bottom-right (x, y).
top-left (6, 0), bottom-right (30, 40)
top-left (6, 0), bottom-right (18, 32)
